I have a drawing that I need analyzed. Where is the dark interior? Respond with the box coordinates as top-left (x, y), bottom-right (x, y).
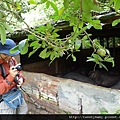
top-left (20, 24), bottom-right (120, 74)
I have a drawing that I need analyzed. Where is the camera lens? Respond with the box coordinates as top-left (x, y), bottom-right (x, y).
top-left (16, 66), bottom-right (22, 71)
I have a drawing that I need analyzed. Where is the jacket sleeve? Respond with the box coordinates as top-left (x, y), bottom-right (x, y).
top-left (0, 72), bottom-right (17, 95)
top-left (0, 57), bottom-right (26, 95)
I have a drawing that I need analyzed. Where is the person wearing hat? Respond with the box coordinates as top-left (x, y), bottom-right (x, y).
top-left (0, 39), bottom-right (28, 114)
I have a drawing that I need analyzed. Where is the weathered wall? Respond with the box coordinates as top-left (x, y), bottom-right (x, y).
top-left (14, 52), bottom-right (120, 114)
top-left (22, 71), bottom-right (120, 114)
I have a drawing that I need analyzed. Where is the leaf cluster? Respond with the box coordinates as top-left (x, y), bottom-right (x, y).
top-left (1, 0), bottom-right (120, 70)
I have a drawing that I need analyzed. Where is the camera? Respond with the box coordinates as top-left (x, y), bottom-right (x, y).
top-left (13, 63), bottom-right (22, 71)
top-left (13, 63), bottom-right (22, 85)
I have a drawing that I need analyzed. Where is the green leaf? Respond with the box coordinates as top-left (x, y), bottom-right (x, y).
top-left (0, 10), bottom-right (6, 19)
top-left (0, 24), bottom-right (6, 44)
top-left (100, 108), bottom-right (108, 114)
top-left (30, 40), bottom-right (40, 49)
top-left (82, 0), bottom-right (92, 22)
top-left (87, 23), bottom-right (92, 29)
top-left (104, 56), bottom-right (109, 61)
top-left (75, 39), bottom-right (81, 46)
top-left (110, 0), bottom-right (114, 5)
top-left (28, 34), bottom-right (37, 40)
top-left (72, 54), bottom-right (76, 61)
top-left (63, 0), bottom-right (69, 9)
top-left (82, 35), bottom-right (88, 40)
top-left (58, 7), bottom-right (64, 16)
top-left (15, 2), bottom-right (22, 10)
top-left (73, 26), bottom-right (77, 32)
top-left (115, 109), bottom-right (120, 114)
top-left (40, 0), bottom-right (47, 4)
top-left (28, 0), bottom-right (37, 4)
top-left (114, 0), bottom-right (120, 11)
top-left (50, 1), bottom-right (58, 12)
top-left (93, 39), bottom-right (102, 48)
top-left (10, 45), bottom-right (19, 54)
top-left (50, 51), bottom-right (57, 61)
top-left (104, 57), bottom-right (114, 62)
top-left (46, 51), bottom-right (51, 58)
top-left (99, 63), bottom-right (108, 71)
top-left (46, 1), bottom-right (50, 8)
top-left (82, 40), bottom-right (91, 49)
top-left (82, 0), bottom-right (102, 12)
top-left (112, 19), bottom-right (120, 26)
top-left (41, 40), bottom-right (47, 48)
top-left (79, 21), bottom-right (84, 28)
top-left (46, 23), bottom-right (53, 30)
top-left (86, 57), bottom-right (97, 62)
top-left (91, 20), bottom-right (102, 30)
top-left (39, 48), bottom-right (47, 59)
top-left (20, 40), bottom-right (28, 54)
top-left (5, 2), bottom-right (11, 10)
top-left (75, 39), bottom-right (81, 50)
top-left (18, 40), bottom-right (27, 51)
top-left (104, 57), bottom-right (114, 67)
top-left (92, 54), bottom-right (103, 61)
top-left (29, 49), bottom-right (37, 57)
top-left (73, 0), bottom-right (80, 10)
top-left (105, 49), bottom-right (110, 55)
top-left (2, 23), bottom-right (13, 33)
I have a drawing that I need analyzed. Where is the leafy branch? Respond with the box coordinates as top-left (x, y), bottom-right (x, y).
top-left (0, 0), bottom-right (119, 70)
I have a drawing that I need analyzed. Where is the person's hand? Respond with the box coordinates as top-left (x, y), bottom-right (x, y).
top-left (17, 78), bottom-right (24, 87)
top-left (9, 66), bottom-right (18, 78)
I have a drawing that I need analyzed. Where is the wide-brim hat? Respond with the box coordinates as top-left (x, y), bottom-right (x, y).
top-left (0, 39), bottom-right (20, 56)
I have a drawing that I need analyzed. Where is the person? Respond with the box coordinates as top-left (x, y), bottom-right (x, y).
top-left (0, 38), bottom-right (28, 116)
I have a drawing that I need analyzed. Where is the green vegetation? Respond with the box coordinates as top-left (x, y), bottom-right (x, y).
top-left (0, 0), bottom-right (120, 70)
top-left (100, 108), bottom-right (120, 114)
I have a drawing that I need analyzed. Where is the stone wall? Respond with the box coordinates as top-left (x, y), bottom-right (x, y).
top-left (14, 54), bottom-right (120, 114)
top-left (22, 71), bottom-right (120, 114)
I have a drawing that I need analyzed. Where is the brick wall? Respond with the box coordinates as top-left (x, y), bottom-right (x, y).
top-left (22, 71), bottom-right (66, 114)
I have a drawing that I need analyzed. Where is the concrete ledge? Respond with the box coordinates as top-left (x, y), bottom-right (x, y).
top-left (22, 70), bottom-right (120, 114)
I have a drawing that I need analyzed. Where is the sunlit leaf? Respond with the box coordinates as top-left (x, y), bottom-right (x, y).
top-left (28, 0), bottom-right (37, 4)
top-left (30, 40), bottom-right (40, 50)
top-left (114, 0), bottom-right (120, 11)
top-left (58, 7), bottom-right (64, 16)
top-left (100, 108), bottom-right (108, 114)
top-left (10, 45), bottom-right (19, 54)
top-left (46, 1), bottom-right (50, 8)
top-left (63, 0), bottom-right (69, 9)
top-left (99, 63), bottom-right (108, 71)
top-left (75, 39), bottom-right (81, 50)
top-left (18, 40), bottom-right (27, 51)
top-left (86, 57), bottom-right (96, 62)
top-left (72, 54), bottom-right (76, 61)
top-left (91, 20), bottom-right (102, 30)
top-left (105, 49), bottom-right (110, 55)
top-left (79, 21), bottom-right (83, 28)
top-left (104, 57), bottom-right (114, 67)
top-left (29, 49), bottom-right (37, 57)
top-left (92, 54), bottom-right (103, 61)
top-left (15, 2), bottom-right (22, 10)
top-left (0, 24), bottom-right (6, 44)
top-left (112, 19), bottom-right (120, 26)
top-left (2, 23), bottom-right (13, 33)
top-left (39, 48), bottom-right (47, 59)
top-left (50, 1), bottom-right (58, 12)
top-left (39, 0), bottom-right (47, 4)
top-left (73, 0), bottom-right (80, 10)
top-left (20, 40), bottom-right (28, 54)
top-left (46, 51), bottom-right (51, 58)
